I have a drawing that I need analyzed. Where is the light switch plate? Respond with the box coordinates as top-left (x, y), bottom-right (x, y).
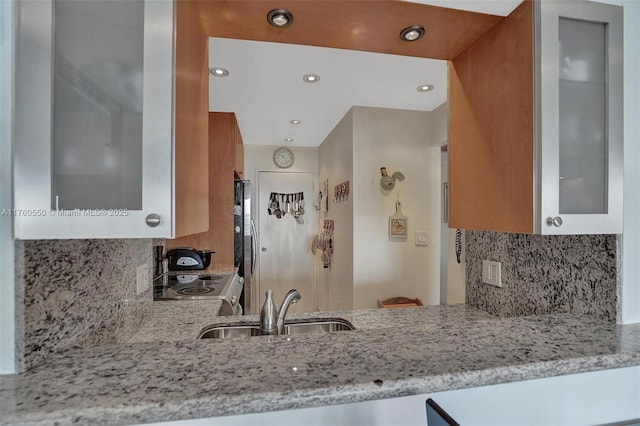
top-left (415, 231), bottom-right (428, 246)
top-left (482, 260), bottom-right (502, 287)
top-left (136, 264), bottom-right (149, 295)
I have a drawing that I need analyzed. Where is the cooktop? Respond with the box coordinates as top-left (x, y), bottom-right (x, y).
top-left (153, 272), bottom-right (236, 301)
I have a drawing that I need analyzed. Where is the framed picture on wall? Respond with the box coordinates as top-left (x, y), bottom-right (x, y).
top-left (389, 217), bottom-right (407, 238)
top-left (389, 200), bottom-right (408, 239)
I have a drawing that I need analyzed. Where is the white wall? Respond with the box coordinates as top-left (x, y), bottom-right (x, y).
top-left (436, 104), bottom-right (467, 305)
top-left (440, 152), bottom-right (448, 304)
top-left (446, 228), bottom-right (466, 303)
top-left (352, 106), bottom-right (441, 308)
top-left (318, 110), bottom-right (354, 311)
top-left (244, 145), bottom-right (318, 185)
top-left (440, 148), bottom-right (466, 305)
top-left (430, 102), bottom-right (448, 146)
top-left (0, 0), bottom-right (15, 374)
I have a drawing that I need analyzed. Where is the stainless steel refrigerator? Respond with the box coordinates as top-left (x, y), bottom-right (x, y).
top-left (234, 180), bottom-right (256, 315)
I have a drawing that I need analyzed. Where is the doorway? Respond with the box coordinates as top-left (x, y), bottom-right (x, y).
top-left (257, 171), bottom-right (317, 313)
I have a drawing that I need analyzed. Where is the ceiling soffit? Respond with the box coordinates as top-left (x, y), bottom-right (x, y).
top-left (196, 1), bottom-right (503, 61)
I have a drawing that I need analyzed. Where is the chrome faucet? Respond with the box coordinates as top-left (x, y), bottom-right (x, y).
top-left (277, 289), bottom-right (302, 335)
top-left (259, 289), bottom-right (301, 335)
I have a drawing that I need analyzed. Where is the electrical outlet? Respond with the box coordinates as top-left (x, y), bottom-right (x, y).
top-left (482, 260), bottom-right (502, 287)
top-left (415, 231), bottom-right (428, 246)
top-left (136, 264), bottom-right (149, 295)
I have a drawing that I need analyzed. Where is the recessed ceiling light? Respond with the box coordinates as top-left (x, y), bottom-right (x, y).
top-left (290, 120), bottom-right (301, 125)
top-left (303, 74), bottom-right (320, 83)
top-left (267, 9), bottom-right (293, 28)
top-left (285, 138), bottom-right (294, 142)
top-left (400, 26), bottom-right (425, 42)
top-left (417, 84), bottom-right (434, 92)
top-left (210, 67), bottom-right (229, 77)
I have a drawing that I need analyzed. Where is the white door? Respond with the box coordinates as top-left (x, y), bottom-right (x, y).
top-left (257, 171), bottom-right (316, 314)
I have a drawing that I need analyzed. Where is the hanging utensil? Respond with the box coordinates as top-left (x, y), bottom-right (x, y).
top-left (293, 193), bottom-right (300, 219)
top-left (274, 193), bottom-right (282, 218)
top-left (321, 250), bottom-right (330, 269)
top-left (267, 193), bottom-right (275, 215)
top-left (282, 194), bottom-right (287, 217)
top-left (295, 199), bottom-right (304, 223)
top-left (282, 194), bottom-right (287, 215)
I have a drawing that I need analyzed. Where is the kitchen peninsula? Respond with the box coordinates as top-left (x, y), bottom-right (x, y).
top-left (1, 304), bottom-right (639, 425)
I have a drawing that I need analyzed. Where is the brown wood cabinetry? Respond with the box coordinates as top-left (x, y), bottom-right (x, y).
top-left (198, 1), bottom-right (501, 61)
top-left (235, 137), bottom-right (245, 179)
top-left (233, 118), bottom-right (245, 179)
top-left (174, 0), bottom-right (210, 238)
top-left (169, 113), bottom-right (244, 269)
top-left (449, 0), bottom-right (534, 234)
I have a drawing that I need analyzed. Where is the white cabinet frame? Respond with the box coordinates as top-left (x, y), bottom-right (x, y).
top-left (14, 0), bottom-right (175, 239)
top-left (535, 0), bottom-right (623, 235)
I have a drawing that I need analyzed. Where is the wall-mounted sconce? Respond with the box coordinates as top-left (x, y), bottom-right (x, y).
top-left (380, 167), bottom-right (405, 190)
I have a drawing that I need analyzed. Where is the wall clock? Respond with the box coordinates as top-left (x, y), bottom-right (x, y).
top-left (273, 146), bottom-right (295, 169)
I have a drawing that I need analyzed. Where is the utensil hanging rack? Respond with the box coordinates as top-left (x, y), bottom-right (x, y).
top-left (267, 191), bottom-right (305, 224)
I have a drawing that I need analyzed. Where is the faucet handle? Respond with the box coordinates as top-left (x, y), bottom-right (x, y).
top-left (260, 290), bottom-right (278, 334)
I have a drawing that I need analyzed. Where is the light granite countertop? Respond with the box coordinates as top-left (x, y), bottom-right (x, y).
top-left (1, 304), bottom-right (639, 426)
top-left (128, 300), bottom-right (224, 343)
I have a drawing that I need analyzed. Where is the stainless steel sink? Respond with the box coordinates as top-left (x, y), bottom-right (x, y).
top-left (284, 319), bottom-right (354, 335)
top-left (198, 318), bottom-right (354, 339)
top-left (199, 324), bottom-right (262, 339)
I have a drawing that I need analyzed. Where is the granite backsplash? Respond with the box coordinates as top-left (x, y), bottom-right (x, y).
top-left (465, 231), bottom-right (618, 321)
top-left (14, 239), bottom-right (153, 371)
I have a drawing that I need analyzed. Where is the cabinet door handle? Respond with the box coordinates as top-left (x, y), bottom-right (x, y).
top-left (546, 216), bottom-right (563, 227)
top-left (250, 220), bottom-right (257, 276)
top-left (145, 213), bottom-right (161, 227)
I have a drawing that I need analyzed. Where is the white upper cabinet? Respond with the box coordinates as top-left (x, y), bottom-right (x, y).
top-left (536, 0), bottom-right (623, 234)
top-left (14, 0), bottom-right (174, 239)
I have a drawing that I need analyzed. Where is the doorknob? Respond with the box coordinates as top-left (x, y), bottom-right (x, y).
top-left (261, 247), bottom-right (267, 252)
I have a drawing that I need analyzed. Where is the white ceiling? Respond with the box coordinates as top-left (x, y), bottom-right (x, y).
top-left (401, 0), bottom-right (522, 16)
top-left (209, 38), bottom-right (447, 147)
top-left (208, 1), bottom-right (524, 147)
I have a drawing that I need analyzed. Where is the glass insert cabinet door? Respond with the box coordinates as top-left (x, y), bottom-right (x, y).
top-left (14, 0), bottom-right (174, 239)
top-left (536, 0), bottom-right (623, 235)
